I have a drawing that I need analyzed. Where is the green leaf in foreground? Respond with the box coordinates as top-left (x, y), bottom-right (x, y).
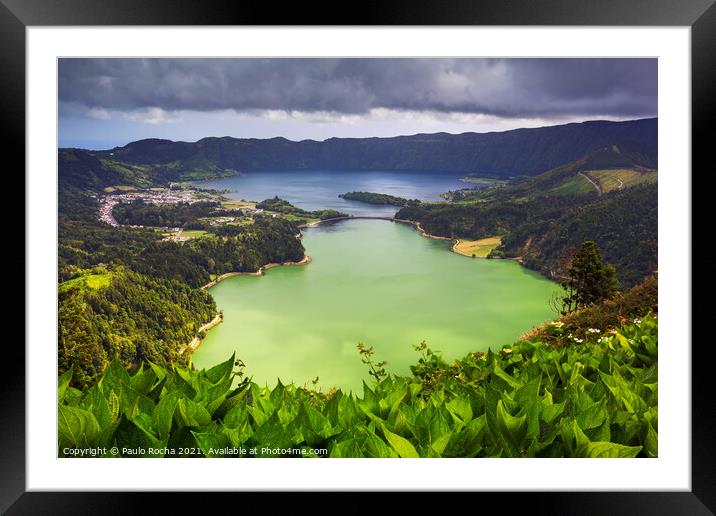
top-left (57, 316), bottom-right (658, 459)
top-left (578, 441), bottom-right (643, 458)
top-left (382, 427), bottom-right (419, 458)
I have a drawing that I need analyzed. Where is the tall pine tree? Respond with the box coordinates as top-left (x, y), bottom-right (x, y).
top-left (560, 241), bottom-right (619, 315)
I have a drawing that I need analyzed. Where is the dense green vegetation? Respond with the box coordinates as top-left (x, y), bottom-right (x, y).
top-left (559, 241), bottom-right (619, 315)
top-left (397, 183), bottom-right (656, 289)
top-left (58, 315), bottom-right (657, 458)
top-left (442, 144), bottom-right (655, 203)
top-left (58, 147), bottom-right (237, 191)
top-left (113, 199), bottom-right (223, 228)
top-left (59, 267), bottom-right (216, 388)
top-left (339, 191), bottom-right (420, 206)
top-left (57, 119), bottom-right (659, 459)
top-left (59, 190), bottom-right (162, 282)
top-left (58, 149), bottom-right (151, 191)
top-left (87, 118), bottom-right (656, 178)
top-left (256, 196), bottom-right (347, 220)
top-left (523, 275), bottom-right (657, 347)
top-left (59, 186), bottom-right (306, 381)
top-left (501, 184), bottom-right (657, 289)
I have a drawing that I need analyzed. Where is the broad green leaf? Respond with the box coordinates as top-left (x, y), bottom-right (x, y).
top-left (644, 422), bottom-right (658, 458)
top-left (362, 430), bottom-right (398, 458)
top-left (206, 353), bottom-right (236, 384)
top-left (430, 432), bottom-right (452, 456)
top-left (485, 384), bottom-right (519, 457)
top-left (447, 396), bottom-right (473, 424)
top-left (576, 400), bottom-right (608, 430)
top-left (223, 420), bottom-right (254, 448)
top-left (561, 419), bottom-right (591, 456)
top-left (223, 403), bottom-right (249, 429)
top-left (130, 366), bottom-right (156, 396)
top-left (514, 377), bottom-right (541, 439)
top-left (58, 368), bottom-right (73, 403)
top-left (147, 361), bottom-right (166, 382)
top-left (330, 438), bottom-right (365, 458)
top-left (153, 391), bottom-right (179, 440)
top-left (360, 381), bottom-right (379, 415)
top-left (496, 400), bottom-right (528, 451)
top-left (100, 359), bottom-right (131, 397)
top-left (492, 363), bottom-right (523, 390)
top-left (177, 398), bottom-right (211, 427)
top-left (58, 405), bottom-right (101, 450)
top-left (193, 431), bottom-right (230, 457)
top-left (579, 441), bottom-right (642, 458)
top-left (383, 427), bottom-right (419, 458)
top-left (247, 405), bottom-right (269, 427)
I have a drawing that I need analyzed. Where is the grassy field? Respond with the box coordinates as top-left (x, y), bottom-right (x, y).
top-left (459, 176), bottom-right (509, 187)
top-left (274, 213), bottom-right (321, 224)
top-left (546, 174), bottom-right (595, 196)
top-left (453, 236), bottom-right (502, 257)
top-left (222, 200), bottom-right (256, 209)
top-left (222, 218), bottom-right (254, 226)
top-left (103, 185), bottom-right (138, 193)
top-left (182, 229), bottom-right (212, 239)
top-left (586, 169), bottom-right (657, 193)
top-left (59, 272), bottom-right (113, 294)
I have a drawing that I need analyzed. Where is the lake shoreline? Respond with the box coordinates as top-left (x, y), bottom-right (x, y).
top-left (201, 255), bottom-right (313, 290)
top-left (179, 312), bottom-right (223, 355)
top-left (185, 254), bottom-right (313, 356)
top-left (302, 216), bottom-right (528, 269)
top-left (190, 217), bottom-right (562, 390)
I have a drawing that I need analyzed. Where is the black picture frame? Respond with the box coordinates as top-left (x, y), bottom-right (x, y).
top-left (6, 0), bottom-right (712, 512)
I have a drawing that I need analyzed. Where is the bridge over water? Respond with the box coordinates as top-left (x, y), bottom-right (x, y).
top-left (298, 215), bottom-right (421, 230)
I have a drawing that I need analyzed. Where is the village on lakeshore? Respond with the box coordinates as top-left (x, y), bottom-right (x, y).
top-left (95, 186), bottom-right (265, 241)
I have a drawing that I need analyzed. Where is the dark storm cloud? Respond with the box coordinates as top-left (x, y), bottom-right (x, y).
top-left (59, 58), bottom-right (657, 119)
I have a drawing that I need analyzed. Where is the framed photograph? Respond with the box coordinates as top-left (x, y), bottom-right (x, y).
top-left (8, 0), bottom-right (712, 512)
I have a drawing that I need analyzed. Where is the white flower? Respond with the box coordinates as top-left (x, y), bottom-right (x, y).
top-left (572, 337), bottom-right (584, 343)
top-left (550, 321), bottom-right (565, 328)
top-left (633, 318), bottom-right (642, 324)
top-left (587, 328), bottom-right (601, 334)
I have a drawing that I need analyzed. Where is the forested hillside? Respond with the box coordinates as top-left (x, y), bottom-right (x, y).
top-left (58, 181), bottom-right (306, 384)
top-left (113, 199), bottom-right (223, 228)
top-left (500, 184), bottom-right (657, 288)
top-left (59, 268), bottom-right (216, 387)
top-left (61, 118), bottom-right (657, 181)
top-left (444, 144), bottom-right (656, 202)
top-left (58, 148), bottom-right (237, 191)
top-left (397, 182), bottom-right (657, 289)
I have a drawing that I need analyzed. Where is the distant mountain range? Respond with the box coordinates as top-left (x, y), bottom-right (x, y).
top-left (59, 118), bottom-right (657, 190)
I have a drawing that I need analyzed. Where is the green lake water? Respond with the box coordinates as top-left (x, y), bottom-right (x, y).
top-left (192, 219), bottom-right (562, 393)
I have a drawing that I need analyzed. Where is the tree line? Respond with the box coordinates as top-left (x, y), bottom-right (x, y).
top-left (396, 183), bottom-right (657, 288)
top-left (58, 188), bottom-right (307, 385)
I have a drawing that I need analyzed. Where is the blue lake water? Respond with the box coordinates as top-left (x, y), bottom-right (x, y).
top-left (193, 170), bottom-right (469, 216)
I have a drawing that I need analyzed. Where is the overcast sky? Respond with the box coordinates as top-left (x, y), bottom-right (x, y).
top-left (58, 58), bottom-right (657, 149)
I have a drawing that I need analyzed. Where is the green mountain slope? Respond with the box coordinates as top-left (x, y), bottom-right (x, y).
top-left (67, 118), bottom-right (657, 179)
top-left (448, 143), bottom-right (657, 202)
top-left (58, 148), bottom-right (238, 192)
